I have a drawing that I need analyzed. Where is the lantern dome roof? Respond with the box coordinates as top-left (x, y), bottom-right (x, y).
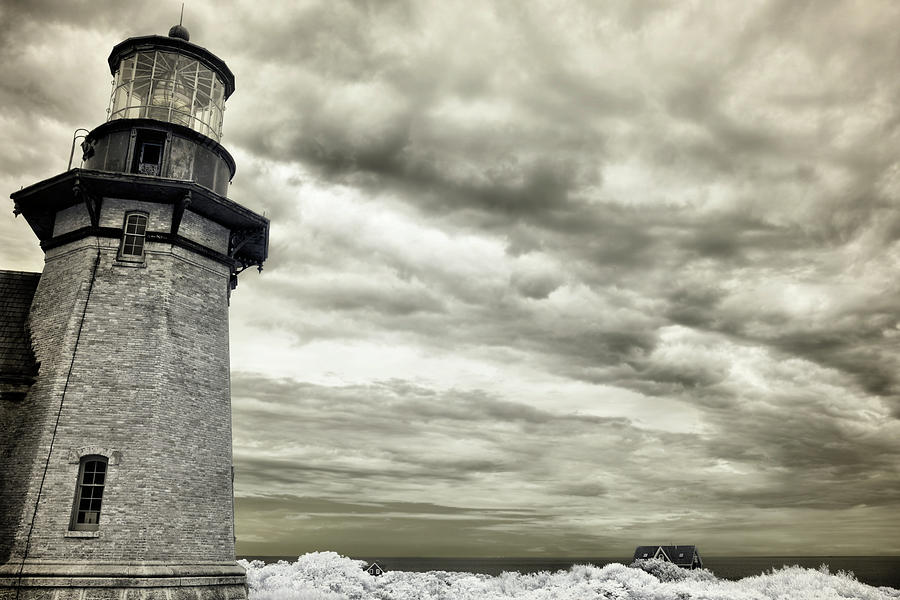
top-left (168, 24), bottom-right (190, 41)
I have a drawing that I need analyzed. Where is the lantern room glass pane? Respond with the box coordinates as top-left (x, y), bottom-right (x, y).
top-left (108, 49), bottom-right (225, 142)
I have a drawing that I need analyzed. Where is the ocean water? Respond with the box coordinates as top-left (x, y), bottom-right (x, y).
top-left (239, 555), bottom-right (900, 589)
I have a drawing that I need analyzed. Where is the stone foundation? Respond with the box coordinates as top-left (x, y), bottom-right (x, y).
top-left (0, 562), bottom-right (247, 600)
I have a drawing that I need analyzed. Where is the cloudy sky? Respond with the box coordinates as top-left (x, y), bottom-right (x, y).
top-left (2, 0), bottom-right (900, 558)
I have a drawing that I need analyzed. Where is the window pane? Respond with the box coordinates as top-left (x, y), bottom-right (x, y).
top-left (121, 215), bottom-right (147, 257)
top-left (123, 238), bottom-right (144, 256)
top-left (141, 143), bottom-right (161, 165)
top-left (71, 456), bottom-right (108, 531)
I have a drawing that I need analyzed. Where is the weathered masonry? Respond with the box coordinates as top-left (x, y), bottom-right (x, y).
top-left (0, 23), bottom-right (268, 600)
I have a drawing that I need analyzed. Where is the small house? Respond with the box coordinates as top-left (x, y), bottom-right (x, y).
top-left (365, 562), bottom-right (385, 577)
top-left (632, 545), bottom-right (703, 569)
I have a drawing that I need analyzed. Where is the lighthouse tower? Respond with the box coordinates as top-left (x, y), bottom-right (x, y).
top-left (0, 24), bottom-right (267, 599)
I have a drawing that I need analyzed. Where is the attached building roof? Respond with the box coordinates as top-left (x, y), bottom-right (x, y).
top-left (632, 545), bottom-right (700, 566)
top-left (0, 270), bottom-right (40, 395)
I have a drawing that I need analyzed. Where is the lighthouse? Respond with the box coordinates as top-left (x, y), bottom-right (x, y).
top-left (0, 23), bottom-right (267, 599)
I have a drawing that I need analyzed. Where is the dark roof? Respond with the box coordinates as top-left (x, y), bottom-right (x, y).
top-left (0, 271), bottom-right (40, 388)
top-left (633, 545), bottom-right (700, 565)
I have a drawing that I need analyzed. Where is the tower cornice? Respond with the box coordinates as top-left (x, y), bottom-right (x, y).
top-left (12, 169), bottom-right (268, 270)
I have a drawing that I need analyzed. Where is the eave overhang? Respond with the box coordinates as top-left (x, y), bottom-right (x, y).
top-left (11, 169), bottom-right (268, 268)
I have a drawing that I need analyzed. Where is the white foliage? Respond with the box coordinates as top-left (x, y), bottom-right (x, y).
top-left (239, 552), bottom-right (900, 600)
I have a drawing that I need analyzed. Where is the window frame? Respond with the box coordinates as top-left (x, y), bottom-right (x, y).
top-left (118, 211), bottom-right (149, 261)
top-left (69, 455), bottom-right (109, 531)
top-left (137, 141), bottom-right (164, 175)
top-left (130, 129), bottom-right (167, 176)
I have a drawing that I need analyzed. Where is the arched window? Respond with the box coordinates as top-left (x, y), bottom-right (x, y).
top-left (120, 212), bottom-right (148, 259)
top-left (70, 455), bottom-right (108, 531)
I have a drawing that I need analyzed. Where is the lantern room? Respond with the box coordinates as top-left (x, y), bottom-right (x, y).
top-left (106, 28), bottom-right (235, 142)
top-left (81, 27), bottom-right (239, 196)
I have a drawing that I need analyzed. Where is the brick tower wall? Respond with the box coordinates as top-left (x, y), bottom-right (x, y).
top-left (4, 197), bottom-right (238, 566)
top-left (0, 246), bottom-right (99, 565)
top-left (0, 271), bottom-right (44, 564)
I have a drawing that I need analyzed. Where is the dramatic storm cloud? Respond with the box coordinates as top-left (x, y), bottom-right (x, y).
top-left (2, 0), bottom-right (899, 557)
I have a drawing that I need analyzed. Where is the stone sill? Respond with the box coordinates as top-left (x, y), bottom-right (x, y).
top-left (112, 258), bottom-right (147, 268)
top-left (64, 531), bottom-right (100, 538)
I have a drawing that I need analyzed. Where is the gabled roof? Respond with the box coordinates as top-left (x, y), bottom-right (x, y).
top-left (633, 545), bottom-right (700, 566)
top-left (0, 271), bottom-right (40, 396)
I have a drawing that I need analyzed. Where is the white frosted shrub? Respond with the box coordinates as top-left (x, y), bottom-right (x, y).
top-left (241, 552), bottom-right (900, 600)
top-left (630, 558), bottom-right (717, 583)
top-left (737, 564), bottom-right (900, 600)
top-left (239, 551), bottom-right (374, 600)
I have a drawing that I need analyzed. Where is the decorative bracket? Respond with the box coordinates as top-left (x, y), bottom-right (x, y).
top-left (227, 226), bottom-right (266, 293)
top-left (73, 176), bottom-right (102, 227)
top-left (228, 227), bottom-right (257, 258)
top-left (170, 190), bottom-right (192, 235)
